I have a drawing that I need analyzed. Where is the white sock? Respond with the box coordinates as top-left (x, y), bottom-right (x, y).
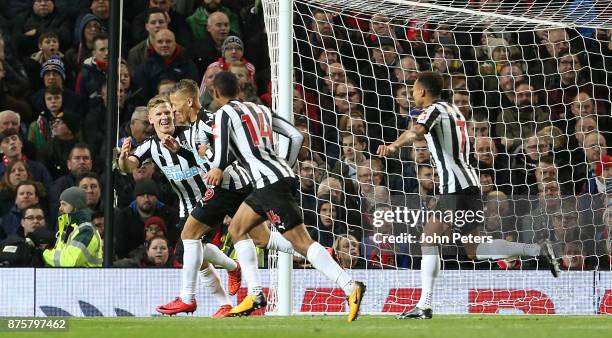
top-left (266, 231), bottom-right (304, 258)
top-left (202, 243), bottom-right (238, 271)
top-left (416, 246), bottom-right (440, 310)
top-left (475, 239), bottom-right (541, 260)
top-left (200, 265), bottom-right (232, 306)
top-left (306, 242), bottom-right (353, 295)
top-left (234, 239), bottom-right (262, 295)
top-left (179, 239), bottom-right (203, 303)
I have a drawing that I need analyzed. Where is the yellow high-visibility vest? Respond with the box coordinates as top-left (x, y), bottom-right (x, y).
top-left (43, 212), bottom-right (103, 267)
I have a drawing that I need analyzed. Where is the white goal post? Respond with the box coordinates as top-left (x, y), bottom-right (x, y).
top-left (262, 0), bottom-right (612, 316)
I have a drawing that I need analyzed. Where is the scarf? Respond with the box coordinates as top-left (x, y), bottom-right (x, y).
top-left (2, 154), bottom-right (27, 167)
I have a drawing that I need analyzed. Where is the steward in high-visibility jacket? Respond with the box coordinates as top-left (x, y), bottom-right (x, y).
top-left (42, 187), bottom-right (103, 267)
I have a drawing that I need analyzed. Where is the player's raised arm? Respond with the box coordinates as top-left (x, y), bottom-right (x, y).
top-left (271, 113), bottom-right (304, 167)
top-left (117, 137), bottom-right (141, 173)
top-left (377, 123), bottom-right (427, 156)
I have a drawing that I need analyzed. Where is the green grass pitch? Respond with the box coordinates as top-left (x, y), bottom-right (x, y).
top-left (4, 315), bottom-right (611, 338)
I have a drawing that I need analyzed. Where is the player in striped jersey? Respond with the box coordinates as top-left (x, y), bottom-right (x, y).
top-left (118, 96), bottom-right (245, 317)
top-left (205, 72), bottom-right (366, 321)
top-left (161, 79), bottom-right (305, 311)
top-left (168, 79), bottom-right (304, 253)
top-left (377, 71), bottom-right (560, 319)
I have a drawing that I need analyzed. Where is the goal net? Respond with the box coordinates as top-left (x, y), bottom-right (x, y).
top-left (262, 0), bottom-right (612, 315)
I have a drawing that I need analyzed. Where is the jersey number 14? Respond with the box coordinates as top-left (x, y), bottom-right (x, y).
top-left (242, 113), bottom-right (272, 146)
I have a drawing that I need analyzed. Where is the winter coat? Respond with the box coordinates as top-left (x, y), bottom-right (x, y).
top-left (132, 46), bottom-right (199, 100)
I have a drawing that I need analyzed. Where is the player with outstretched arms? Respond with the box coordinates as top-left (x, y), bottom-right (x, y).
top-left (205, 72), bottom-right (366, 321)
top-left (117, 95), bottom-right (240, 317)
top-left (377, 71), bottom-right (560, 319)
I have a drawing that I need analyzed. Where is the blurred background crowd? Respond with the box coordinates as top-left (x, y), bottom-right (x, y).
top-left (0, 0), bottom-right (610, 270)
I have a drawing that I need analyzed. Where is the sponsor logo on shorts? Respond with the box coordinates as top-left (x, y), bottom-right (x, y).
top-left (266, 210), bottom-right (285, 230)
top-left (203, 188), bottom-right (215, 202)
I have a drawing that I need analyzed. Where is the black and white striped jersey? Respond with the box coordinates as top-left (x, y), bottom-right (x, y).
top-left (416, 100), bottom-right (479, 194)
top-left (208, 100), bottom-right (304, 189)
top-left (133, 126), bottom-right (207, 218)
top-left (183, 108), bottom-right (251, 191)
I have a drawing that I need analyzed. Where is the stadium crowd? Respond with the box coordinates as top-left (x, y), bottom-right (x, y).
top-left (0, 0), bottom-right (610, 270)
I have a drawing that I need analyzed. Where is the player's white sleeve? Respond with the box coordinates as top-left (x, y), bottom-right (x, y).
top-left (132, 139), bottom-right (152, 166)
top-left (271, 114), bottom-right (304, 168)
top-left (416, 105), bottom-right (442, 131)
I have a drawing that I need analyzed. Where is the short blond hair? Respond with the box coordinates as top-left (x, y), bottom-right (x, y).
top-left (537, 125), bottom-right (566, 151)
top-left (333, 234), bottom-right (360, 253)
top-left (229, 61), bottom-right (248, 72)
top-left (147, 94), bottom-right (170, 112)
top-left (170, 79), bottom-right (200, 100)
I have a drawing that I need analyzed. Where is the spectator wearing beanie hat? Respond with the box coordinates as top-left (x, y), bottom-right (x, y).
top-left (24, 31), bottom-right (75, 93)
top-left (42, 186), bottom-right (103, 267)
top-left (114, 178), bottom-right (179, 259)
top-left (29, 57), bottom-right (85, 118)
top-left (58, 186), bottom-right (88, 213)
top-left (119, 215), bottom-right (169, 262)
top-left (144, 216), bottom-right (168, 241)
top-left (114, 216), bottom-right (168, 267)
top-left (595, 155), bottom-right (612, 194)
top-left (38, 112), bottom-right (81, 179)
top-left (207, 36), bottom-right (256, 83)
top-left (40, 55), bottom-right (67, 83)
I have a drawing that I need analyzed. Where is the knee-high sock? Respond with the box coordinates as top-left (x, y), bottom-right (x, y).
top-left (416, 246), bottom-right (440, 310)
top-left (180, 239), bottom-right (203, 303)
top-left (306, 242), bottom-right (353, 295)
top-left (234, 239), bottom-right (262, 295)
top-left (475, 239), bottom-right (540, 260)
top-left (266, 231), bottom-right (305, 258)
top-left (200, 265), bottom-right (232, 306)
top-left (202, 243), bottom-right (238, 271)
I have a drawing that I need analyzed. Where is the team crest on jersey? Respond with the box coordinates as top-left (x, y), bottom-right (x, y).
top-left (203, 188), bottom-right (215, 201)
top-left (417, 111), bottom-right (428, 123)
top-left (266, 210), bottom-right (285, 230)
top-left (212, 123), bottom-right (219, 139)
